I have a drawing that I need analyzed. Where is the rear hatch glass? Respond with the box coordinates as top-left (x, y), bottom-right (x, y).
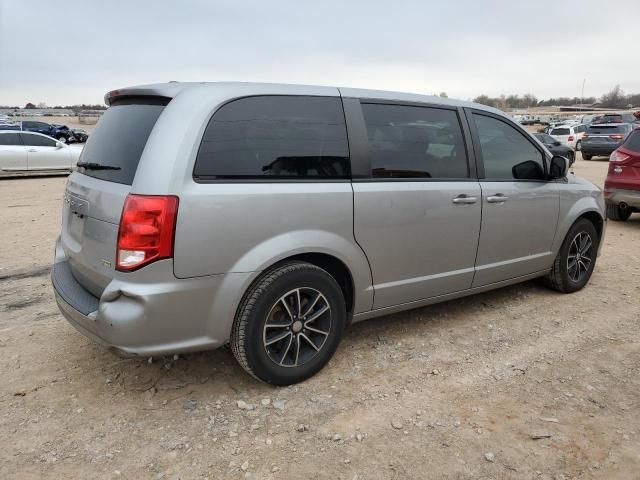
top-left (587, 125), bottom-right (628, 135)
top-left (550, 128), bottom-right (570, 135)
top-left (78, 97), bottom-right (168, 185)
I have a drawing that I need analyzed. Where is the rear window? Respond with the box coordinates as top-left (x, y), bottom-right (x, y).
top-left (194, 96), bottom-right (349, 180)
top-left (622, 129), bottom-right (640, 152)
top-left (78, 97), bottom-right (168, 185)
top-left (361, 103), bottom-right (469, 179)
top-left (0, 132), bottom-right (21, 145)
top-left (587, 125), bottom-right (630, 134)
top-left (550, 128), bottom-right (570, 135)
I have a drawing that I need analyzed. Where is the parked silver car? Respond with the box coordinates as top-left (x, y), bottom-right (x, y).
top-left (0, 130), bottom-right (80, 176)
top-left (52, 82), bottom-right (606, 385)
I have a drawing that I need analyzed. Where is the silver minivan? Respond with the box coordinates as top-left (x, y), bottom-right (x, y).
top-left (52, 82), bottom-right (606, 385)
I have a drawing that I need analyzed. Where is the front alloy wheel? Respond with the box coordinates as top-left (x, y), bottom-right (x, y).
top-left (566, 232), bottom-right (593, 283)
top-left (544, 218), bottom-right (599, 293)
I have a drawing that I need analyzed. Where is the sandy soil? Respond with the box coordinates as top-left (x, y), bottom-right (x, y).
top-left (0, 155), bottom-right (638, 480)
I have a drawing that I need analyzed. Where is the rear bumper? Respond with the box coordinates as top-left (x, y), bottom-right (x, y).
top-left (604, 188), bottom-right (640, 209)
top-left (581, 144), bottom-right (618, 156)
top-left (52, 238), bottom-right (253, 356)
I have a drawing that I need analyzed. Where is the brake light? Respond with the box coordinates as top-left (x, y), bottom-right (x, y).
top-left (116, 195), bottom-right (179, 272)
top-left (609, 134), bottom-right (624, 140)
top-left (609, 150), bottom-right (630, 163)
top-left (568, 135), bottom-right (574, 142)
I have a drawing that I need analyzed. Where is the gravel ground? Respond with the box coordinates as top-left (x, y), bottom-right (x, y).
top-left (1, 154), bottom-right (638, 479)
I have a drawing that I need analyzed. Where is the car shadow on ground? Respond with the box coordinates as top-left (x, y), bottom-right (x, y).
top-left (56, 278), bottom-right (556, 399)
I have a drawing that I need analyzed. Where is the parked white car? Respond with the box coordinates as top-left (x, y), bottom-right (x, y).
top-left (549, 124), bottom-right (588, 151)
top-left (0, 130), bottom-right (80, 176)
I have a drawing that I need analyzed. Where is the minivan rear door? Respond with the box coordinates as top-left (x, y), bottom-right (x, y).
top-left (350, 100), bottom-right (482, 309)
top-left (59, 97), bottom-right (168, 296)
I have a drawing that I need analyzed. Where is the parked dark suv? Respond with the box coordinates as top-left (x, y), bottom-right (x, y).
top-left (21, 121), bottom-right (73, 143)
top-left (581, 123), bottom-right (633, 160)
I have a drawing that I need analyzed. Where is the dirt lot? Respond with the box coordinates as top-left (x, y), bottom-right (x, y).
top-left (1, 155), bottom-right (638, 480)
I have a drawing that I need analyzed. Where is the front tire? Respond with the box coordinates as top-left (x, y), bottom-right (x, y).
top-left (544, 219), bottom-right (599, 293)
top-left (607, 204), bottom-right (632, 221)
top-left (230, 262), bottom-right (346, 385)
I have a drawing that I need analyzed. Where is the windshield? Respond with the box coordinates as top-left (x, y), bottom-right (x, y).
top-left (78, 98), bottom-right (168, 185)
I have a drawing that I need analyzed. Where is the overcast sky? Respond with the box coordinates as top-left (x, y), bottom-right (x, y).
top-left (1, 0), bottom-right (639, 106)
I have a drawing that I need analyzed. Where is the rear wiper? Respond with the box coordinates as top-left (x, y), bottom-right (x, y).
top-left (76, 161), bottom-right (121, 171)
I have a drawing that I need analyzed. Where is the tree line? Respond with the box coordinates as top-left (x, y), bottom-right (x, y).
top-left (0, 103), bottom-right (107, 111)
top-left (473, 85), bottom-right (640, 110)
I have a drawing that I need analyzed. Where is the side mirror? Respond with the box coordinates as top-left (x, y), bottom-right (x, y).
top-left (55, 141), bottom-right (64, 149)
top-left (549, 155), bottom-right (569, 179)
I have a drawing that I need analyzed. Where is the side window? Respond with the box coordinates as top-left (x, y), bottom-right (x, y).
top-left (361, 103), bottom-right (468, 179)
top-left (20, 133), bottom-right (56, 147)
top-left (0, 133), bottom-right (22, 146)
top-left (194, 96), bottom-right (350, 179)
top-left (473, 114), bottom-right (545, 181)
top-left (22, 121), bottom-right (34, 128)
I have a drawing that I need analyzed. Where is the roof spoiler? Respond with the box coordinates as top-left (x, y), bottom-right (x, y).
top-left (104, 82), bottom-right (189, 106)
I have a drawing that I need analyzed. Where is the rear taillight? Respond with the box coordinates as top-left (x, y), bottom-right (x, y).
top-left (609, 150), bottom-right (631, 163)
top-left (609, 134), bottom-right (625, 140)
top-left (568, 135), bottom-right (574, 142)
top-left (116, 194), bottom-right (179, 272)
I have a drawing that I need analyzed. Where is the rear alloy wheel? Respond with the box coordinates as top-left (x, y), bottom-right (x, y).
top-left (57, 136), bottom-right (67, 143)
top-left (607, 203), bottom-right (632, 221)
top-left (575, 140), bottom-right (582, 151)
top-left (544, 219), bottom-right (598, 293)
top-left (231, 262), bottom-right (346, 385)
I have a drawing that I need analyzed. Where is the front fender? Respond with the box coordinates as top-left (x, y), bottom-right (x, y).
top-left (553, 190), bottom-right (606, 255)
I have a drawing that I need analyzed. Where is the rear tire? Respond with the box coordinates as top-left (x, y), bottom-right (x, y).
top-left (575, 140), bottom-right (582, 151)
top-left (230, 261), bottom-right (347, 385)
top-left (606, 204), bottom-right (632, 221)
top-left (544, 219), bottom-right (599, 293)
top-left (582, 153), bottom-right (592, 160)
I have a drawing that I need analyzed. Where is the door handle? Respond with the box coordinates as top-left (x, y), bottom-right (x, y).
top-left (452, 194), bottom-right (477, 204)
top-left (487, 194), bottom-right (508, 203)
top-left (28, 149), bottom-right (37, 152)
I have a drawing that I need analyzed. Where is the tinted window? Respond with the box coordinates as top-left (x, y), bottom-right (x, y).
top-left (361, 103), bottom-right (468, 179)
top-left (622, 129), bottom-right (640, 152)
top-left (194, 96), bottom-right (349, 179)
top-left (550, 128), bottom-right (570, 135)
top-left (587, 125), bottom-right (629, 134)
top-left (21, 121), bottom-right (35, 128)
top-left (20, 133), bottom-right (56, 147)
top-left (0, 132), bottom-right (22, 145)
top-left (473, 114), bottom-right (545, 180)
top-left (535, 133), bottom-right (555, 144)
top-left (78, 98), bottom-right (167, 185)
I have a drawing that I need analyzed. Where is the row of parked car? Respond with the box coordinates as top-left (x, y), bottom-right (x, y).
top-left (0, 118), bottom-right (89, 143)
top-left (540, 112), bottom-right (640, 160)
